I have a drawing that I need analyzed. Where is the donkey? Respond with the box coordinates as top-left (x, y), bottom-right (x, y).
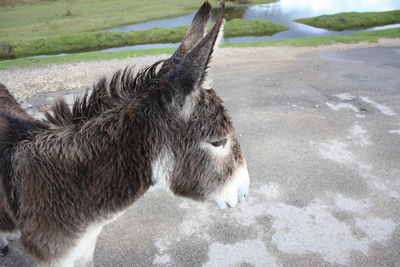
top-left (0, 1), bottom-right (249, 266)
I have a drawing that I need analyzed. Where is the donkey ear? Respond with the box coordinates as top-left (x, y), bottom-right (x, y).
top-left (161, 1), bottom-right (212, 72)
top-left (167, 0), bottom-right (225, 96)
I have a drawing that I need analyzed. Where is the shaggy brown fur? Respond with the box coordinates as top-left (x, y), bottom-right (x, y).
top-left (0, 1), bottom-right (247, 266)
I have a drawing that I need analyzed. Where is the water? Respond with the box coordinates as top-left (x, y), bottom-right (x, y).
top-left (103, 0), bottom-right (400, 52)
top-left (225, 0), bottom-right (400, 43)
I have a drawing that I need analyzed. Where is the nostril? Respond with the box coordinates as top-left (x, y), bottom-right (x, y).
top-left (238, 192), bottom-right (248, 203)
top-left (0, 245), bottom-right (9, 257)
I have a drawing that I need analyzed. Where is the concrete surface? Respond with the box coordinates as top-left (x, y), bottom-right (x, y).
top-left (0, 41), bottom-right (399, 266)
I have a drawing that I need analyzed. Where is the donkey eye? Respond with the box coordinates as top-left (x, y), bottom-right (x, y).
top-left (210, 138), bottom-right (227, 147)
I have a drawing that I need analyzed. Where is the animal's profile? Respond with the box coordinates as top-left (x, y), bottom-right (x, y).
top-left (0, 1), bottom-right (249, 266)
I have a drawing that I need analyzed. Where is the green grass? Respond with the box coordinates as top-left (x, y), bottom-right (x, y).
top-left (295, 10), bottom-right (400, 31)
top-left (225, 18), bottom-right (288, 37)
top-left (0, 0), bottom-right (276, 43)
top-left (0, 19), bottom-right (288, 59)
top-left (1, 27), bottom-right (399, 70)
top-left (224, 27), bottom-right (400, 46)
top-left (0, 48), bottom-right (176, 69)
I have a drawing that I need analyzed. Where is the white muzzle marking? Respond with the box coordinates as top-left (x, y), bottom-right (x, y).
top-left (212, 163), bottom-right (250, 209)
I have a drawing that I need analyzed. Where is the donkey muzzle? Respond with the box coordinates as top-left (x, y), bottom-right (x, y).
top-left (212, 163), bottom-right (250, 209)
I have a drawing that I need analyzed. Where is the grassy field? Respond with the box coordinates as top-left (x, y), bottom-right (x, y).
top-left (295, 10), bottom-right (400, 31)
top-left (0, 19), bottom-right (288, 59)
top-left (224, 27), bottom-right (400, 46)
top-left (0, 0), bottom-right (276, 43)
top-left (0, 0), bottom-right (45, 5)
top-left (1, 27), bottom-right (399, 70)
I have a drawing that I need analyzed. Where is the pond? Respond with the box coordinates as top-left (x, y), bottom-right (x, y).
top-left (105, 0), bottom-right (400, 52)
top-left (102, 0), bottom-right (400, 52)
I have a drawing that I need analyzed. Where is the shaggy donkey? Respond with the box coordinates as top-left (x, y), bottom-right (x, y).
top-left (0, 1), bottom-right (249, 266)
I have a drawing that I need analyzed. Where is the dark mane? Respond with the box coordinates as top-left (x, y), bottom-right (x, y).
top-left (45, 60), bottom-right (167, 127)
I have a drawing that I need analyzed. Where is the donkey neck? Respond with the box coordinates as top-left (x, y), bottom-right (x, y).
top-left (21, 104), bottom-right (166, 221)
top-left (75, 107), bottom-right (162, 214)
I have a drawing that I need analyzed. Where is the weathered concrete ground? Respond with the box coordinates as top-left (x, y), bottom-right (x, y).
top-left (0, 40), bottom-right (399, 266)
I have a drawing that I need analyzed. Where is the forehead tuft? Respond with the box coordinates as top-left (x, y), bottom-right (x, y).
top-left (200, 88), bottom-right (224, 106)
top-left (197, 89), bottom-right (225, 114)
top-left (188, 89), bottom-right (233, 138)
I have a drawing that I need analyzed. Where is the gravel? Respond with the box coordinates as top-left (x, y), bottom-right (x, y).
top-left (1, 39), bottom-right (399, 102)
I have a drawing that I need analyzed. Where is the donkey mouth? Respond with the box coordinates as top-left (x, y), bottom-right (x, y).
top-left (214, 191), bottom-right (249, 209)
top-left (214, 193), bottom-right (248, 209)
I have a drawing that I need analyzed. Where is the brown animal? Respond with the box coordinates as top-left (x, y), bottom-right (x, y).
top-left (0, 1), bottom-right (249, 266)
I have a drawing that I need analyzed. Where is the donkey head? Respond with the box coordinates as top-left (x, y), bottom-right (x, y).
top-left (152, 1), bottom-right (249, 208)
